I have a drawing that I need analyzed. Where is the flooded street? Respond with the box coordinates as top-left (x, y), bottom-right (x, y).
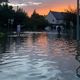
top-left (0, 32), bottom-right (80, 80)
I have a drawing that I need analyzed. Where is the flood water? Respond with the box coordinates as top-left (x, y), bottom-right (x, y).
top-left (0, 32), bottom-right (80, 80)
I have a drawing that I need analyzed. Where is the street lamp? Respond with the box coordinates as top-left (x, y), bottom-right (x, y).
top-left (77, 0), bottom-right (80, 40)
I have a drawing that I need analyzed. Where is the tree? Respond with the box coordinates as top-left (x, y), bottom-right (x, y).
top-left (65, 6), bottom-right (77, 14)
top-left (64, 7), bottom-right (77, 38)
top-left (0, 4), bottom-right (15, 32)
top-left (64, 6), bottom-right (77, 26)
top-left (14, 8), bottom-right (30, 31)
top-left (30, 10), bottom-right (49, 31)
top-left (0, 3), bottom-right (32, 32)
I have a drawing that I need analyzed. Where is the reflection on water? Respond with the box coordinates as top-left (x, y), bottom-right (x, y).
top-left (0, 32), bottom-right (80, 80)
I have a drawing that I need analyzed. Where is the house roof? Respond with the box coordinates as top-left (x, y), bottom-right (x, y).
top-left (50, 11), bottom-right (67, 20)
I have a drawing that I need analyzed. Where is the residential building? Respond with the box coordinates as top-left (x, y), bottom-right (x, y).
top-left (45, 11), bottom-right (72, 31)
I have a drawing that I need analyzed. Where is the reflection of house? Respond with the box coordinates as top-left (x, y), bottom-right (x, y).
top-left (45, 11), bottom-right (71, 30)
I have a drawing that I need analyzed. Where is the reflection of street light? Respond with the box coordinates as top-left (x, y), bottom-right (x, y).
top-left (77, 0), bottom-right (79, 40)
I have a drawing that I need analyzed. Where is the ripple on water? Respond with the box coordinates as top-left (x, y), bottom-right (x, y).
top-left (0, 33), bottom-right (80, 80)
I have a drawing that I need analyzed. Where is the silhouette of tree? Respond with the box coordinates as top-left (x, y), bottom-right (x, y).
top-left (0, 5), bottom-right (49, 33)
top-left (14, 8), bottom-right (30, 31)
top-left (64, 7), bottom-right (77, 37)
top-left (64, 6), bottom-right (77, 14)
top-left (64, 7), bottom-right (77, 27)
top-left (0, 4), bottom-right (15, 32)
top-left (0, 4), bottom-right (30, 32)
top-left (30, 10), bottom-right (49, 31)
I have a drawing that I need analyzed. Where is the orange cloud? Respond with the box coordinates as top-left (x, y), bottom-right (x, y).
top-left (9, 0), bottom-right (76, 16)
top-left (23, 1), bottom-right (76, 16)
top-left (25, 4), bottom-right (76, 16)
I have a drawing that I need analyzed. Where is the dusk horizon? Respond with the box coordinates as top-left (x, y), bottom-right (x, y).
top-left (7, 0), bottom-right (77, 16)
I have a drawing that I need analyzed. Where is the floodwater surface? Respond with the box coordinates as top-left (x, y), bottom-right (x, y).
top-left (0, 32), bottom-right (80, 80)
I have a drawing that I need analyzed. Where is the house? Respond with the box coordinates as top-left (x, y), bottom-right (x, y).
top-left (45, 11), bottom-right (72, 31)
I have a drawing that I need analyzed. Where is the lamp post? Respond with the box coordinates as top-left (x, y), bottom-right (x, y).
top-left (77, 0), bottom-right (80, 40)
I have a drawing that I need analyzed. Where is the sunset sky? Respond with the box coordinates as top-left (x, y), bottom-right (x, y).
top-left (8, 0), bottom-right (77, 16)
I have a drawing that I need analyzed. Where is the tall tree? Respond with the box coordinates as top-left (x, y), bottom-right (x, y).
top-left (64, 7), bottom-right (77, 38)
top-left (0, 4), bottom-right (14, 32)
top-left (64, 7), bottom-right (76, 27)
top-left (30, 10), bottom-right (49, 31)
top-left (14, 8), bottom-right (30, 31)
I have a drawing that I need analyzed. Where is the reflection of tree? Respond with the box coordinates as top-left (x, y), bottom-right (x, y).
top-left (75, 43), bottom-right (80, 78)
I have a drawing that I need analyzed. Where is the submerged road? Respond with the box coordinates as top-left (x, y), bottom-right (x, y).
top-left (0, 32), bottom-right (80, 80)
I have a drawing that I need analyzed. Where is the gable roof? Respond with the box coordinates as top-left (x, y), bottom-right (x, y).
top-left (50, 11), bottom-right (67, 20)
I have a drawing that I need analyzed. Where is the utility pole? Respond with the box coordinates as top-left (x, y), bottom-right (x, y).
top-left (77, 0), bottom-right (80, 40)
